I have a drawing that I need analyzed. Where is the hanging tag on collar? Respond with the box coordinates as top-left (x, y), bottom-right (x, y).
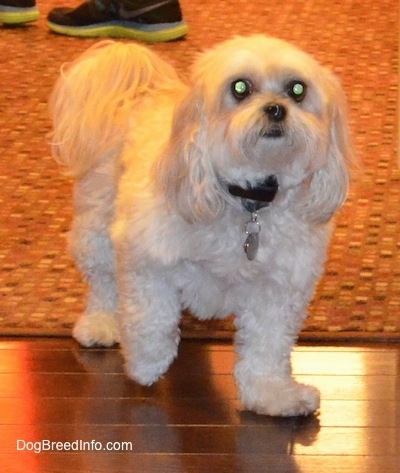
top-left (244, 212), bottom-right (260, 260)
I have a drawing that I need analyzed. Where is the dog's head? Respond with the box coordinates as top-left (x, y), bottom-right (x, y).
top-left (156, 35), bottom-right (351, 223)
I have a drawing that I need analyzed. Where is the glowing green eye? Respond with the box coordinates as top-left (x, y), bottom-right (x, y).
top-left (288, 80), bottom-right (307, 102)
top-left (234, 81), bottom-right (247, 94)
top-left (231, 79), bottom-right (253, 100)
top-left (292, 83), bottom-right (304, 96)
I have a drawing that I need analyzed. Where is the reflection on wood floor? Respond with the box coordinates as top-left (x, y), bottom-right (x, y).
top-left (0, 338), bottom-right (398, 472)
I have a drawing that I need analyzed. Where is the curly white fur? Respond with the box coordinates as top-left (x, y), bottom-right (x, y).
top-left (49, 35), bottom-right (351, 416)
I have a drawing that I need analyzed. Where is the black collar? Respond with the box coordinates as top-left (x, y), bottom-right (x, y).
top-left (228, 175), bottom-right (279, 212)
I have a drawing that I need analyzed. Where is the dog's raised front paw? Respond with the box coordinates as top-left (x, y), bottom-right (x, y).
top-left (73, 313), bottom-right (120, 347)
top-left (124, 356), bottom-right (174, 387)
top-left (124, 361), bottom-right (166, 386)
top-left (123, 335), bottom-right (179, 387)
top-left (237, 374), bottom-right (320, 417)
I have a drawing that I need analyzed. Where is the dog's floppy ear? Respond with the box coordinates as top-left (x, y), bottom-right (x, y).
top-left (154, 85), bottom-right (224, 224)
top-left (302, 72), bottom-right (353, 223)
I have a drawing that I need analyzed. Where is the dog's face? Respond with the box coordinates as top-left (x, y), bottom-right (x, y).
top-left (194, 35), bottom-right (345, 188)
top-left (158, 35), bottom-right (351, 223)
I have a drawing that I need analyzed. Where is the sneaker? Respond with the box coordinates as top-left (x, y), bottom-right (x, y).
top-left (47, 0), bottom-right (188, 42)
top-left (0, 0), bottom-right (39, 24)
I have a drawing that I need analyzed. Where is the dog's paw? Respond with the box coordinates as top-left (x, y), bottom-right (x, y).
top-left (73, 313), bottom-right (119, 347)
top-left (124, 360), bottom-right (166, 386)
top-left (123, 337), bottom-right (179, 386)
top-left (237, 374), bottom-right (320, 417)
top-left (124, 356), bottom-right (173, 386)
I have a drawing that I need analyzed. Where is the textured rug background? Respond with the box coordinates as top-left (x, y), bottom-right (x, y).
top-left (0, 0), bottom-right (399, 341)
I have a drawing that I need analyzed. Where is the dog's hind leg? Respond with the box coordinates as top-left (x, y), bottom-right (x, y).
top-left (71, 228), bottom-right (119, 348)
top-left (70, 171), bottom-right (119, 348)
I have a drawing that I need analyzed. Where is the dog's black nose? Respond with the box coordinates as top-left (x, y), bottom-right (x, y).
top-left (264, 104), bottom-right (286, 122)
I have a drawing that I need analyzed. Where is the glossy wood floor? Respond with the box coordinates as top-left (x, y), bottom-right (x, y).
top-left (0, 338), bottom-right (398, 473)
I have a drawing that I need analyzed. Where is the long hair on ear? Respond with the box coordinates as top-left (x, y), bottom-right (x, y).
top-left (301, 72), bottom-right (354, 223)
top-left (154, 83), bottom-right (225, 224)
top-left (48, 41), bottom-right (180, 178)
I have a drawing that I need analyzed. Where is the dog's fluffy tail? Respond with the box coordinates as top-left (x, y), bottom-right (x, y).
top-left (49, 41), bottom-right (180, 178)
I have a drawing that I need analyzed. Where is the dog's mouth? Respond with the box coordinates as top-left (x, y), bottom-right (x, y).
top-left (262, 126), bottom-right (284, 139)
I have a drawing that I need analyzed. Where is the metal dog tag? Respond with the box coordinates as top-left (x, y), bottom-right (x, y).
top-left (243, 212), bottom-right (260, 261)
top-left (244, 232), bottom-right (259, 260)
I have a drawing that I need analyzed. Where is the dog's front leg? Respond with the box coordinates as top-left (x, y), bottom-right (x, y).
top-left (233, 301), bottom-right (320, 417)
top-left (116, 263), bottom-right (181, 386)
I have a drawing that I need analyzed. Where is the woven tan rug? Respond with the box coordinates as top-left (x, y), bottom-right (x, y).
top-left (0, 0), bottom-right (399, 342)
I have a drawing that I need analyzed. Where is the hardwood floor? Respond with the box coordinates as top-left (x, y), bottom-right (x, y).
top-left (0, 338), bottom-right (398, 472)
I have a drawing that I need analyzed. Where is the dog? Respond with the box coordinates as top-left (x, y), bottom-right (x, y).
top-left (49, 35), bottom-right (351, 416)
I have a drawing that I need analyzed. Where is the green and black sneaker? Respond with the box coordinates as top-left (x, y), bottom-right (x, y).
top-left (0, 0), bottom-right (39, 24)
top-left (47, 0), bottom-right (188, 42)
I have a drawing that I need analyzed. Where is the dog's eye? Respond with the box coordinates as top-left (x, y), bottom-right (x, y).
top-left (287, 80), bottom-right (307, 102)
top-left (231, 79), bottom-right (253, 101)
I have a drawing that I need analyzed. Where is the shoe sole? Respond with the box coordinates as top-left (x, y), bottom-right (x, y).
top-left (0, 7), bottom-right (39, 24)
top-left (46, 20), bottom-right (188, 42)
